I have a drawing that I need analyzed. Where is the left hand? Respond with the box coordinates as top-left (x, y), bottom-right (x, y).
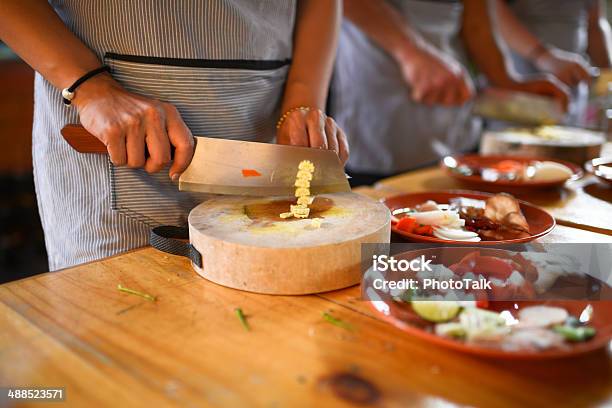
top-left (277, 108), bottom-right (349, 165)
top-left (533, 47), bottom-right (592, 88)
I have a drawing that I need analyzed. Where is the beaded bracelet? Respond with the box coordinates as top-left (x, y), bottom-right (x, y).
top-left (62, 66), bottom-right (111, 105)
top-left (276, 106), bottom-right (320, 129)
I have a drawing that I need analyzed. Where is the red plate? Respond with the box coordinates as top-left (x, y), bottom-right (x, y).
top-left (585, 158), bottom-right (612, 187)
top-left (384, 191), bottom-right (555, 245)
top-left (364, 247), bottom-right (612, 359)
top-left (441, 154), bottom-right (583, 193)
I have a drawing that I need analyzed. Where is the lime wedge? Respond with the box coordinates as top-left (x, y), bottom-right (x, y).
top-left (411, 300), bottom-right (461, 323)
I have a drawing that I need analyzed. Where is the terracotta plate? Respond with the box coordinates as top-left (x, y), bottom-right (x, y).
top-left (441, 154), bottom-right (583, 193)
top-left (363, 247), bottom-right (612, 359)
top-left (585, 158), bottom-right (612, 187)
top-left (383, 191), bottom-right (555, 245)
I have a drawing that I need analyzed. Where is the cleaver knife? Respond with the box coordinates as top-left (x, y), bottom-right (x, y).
top-left (61, 125), bottom-right (350, 196)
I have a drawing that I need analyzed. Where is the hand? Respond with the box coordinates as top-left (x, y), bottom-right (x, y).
top-left (513, 75), bottom-right (571, 112)
top-left (72, 74), bottom-right (194, 180)
top-left (276, 108), bottom-right (349, 164)
top-left (397, 42), bottom-right (475, 106)
top-left (533, 47), bottom-right (592, 87)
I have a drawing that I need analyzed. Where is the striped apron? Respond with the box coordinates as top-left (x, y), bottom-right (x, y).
top-left (34, 0), bottom-right (296, 270)
top-left (507, 0), bottom-right (593, 125)
top-left (331, 0), bottom-right (481, 175)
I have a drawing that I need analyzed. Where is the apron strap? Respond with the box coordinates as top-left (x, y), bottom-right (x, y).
top-left (150, 226), bottom-right (202, 268)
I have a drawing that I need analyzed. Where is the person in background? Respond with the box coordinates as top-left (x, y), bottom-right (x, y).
top-left (493, 0), bottom-right (612, 124)
top-left (332, 0), bottom-right (568, 186)
top-left (0, 0), bottom-right (347, 270)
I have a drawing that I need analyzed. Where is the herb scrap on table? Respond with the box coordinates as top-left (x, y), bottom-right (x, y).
top-left (322, 312), bottom-right (353, 331)
top-left (235, 308), bottom-right (250, 331)
top-left (117, 284), bottom-right (157, 302)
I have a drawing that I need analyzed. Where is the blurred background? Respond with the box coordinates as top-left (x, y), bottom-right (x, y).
top-left (0, 43), bottom-right (47, 283)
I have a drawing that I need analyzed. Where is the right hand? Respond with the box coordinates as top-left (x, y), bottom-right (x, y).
top-left (397, 43), bottom-right (474, 106)
top-left (72, 74), bottom-right (194, 180)
top-left (533, 48), bottom-right (592, 88)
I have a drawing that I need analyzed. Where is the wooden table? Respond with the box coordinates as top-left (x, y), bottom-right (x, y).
top-left (2, 168), bottom-right (611, 408)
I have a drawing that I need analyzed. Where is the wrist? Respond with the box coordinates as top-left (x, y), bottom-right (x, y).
top-left (71, 73), bottom-right (119, 110)
top-left (528, 43), bottom-right (552, 66)
top-left (392, 36), bottom-right (424, 65)
top-left (281, 80), bottom-right (325, 113)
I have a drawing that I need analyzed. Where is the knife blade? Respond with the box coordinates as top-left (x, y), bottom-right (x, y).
top-left (61, 125), bottom-right (350, 196)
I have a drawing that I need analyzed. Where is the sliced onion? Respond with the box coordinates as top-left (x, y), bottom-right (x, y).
top-left (433, 227), bottom-right (481, 242)
top-left (411, 210), bottom-right (460, 227)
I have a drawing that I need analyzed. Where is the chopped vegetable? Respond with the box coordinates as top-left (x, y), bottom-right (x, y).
top-left (241, 169), bottom-right (262, 177)
top-left (414, 224), bottom-right (434, 236)
top-left (235, 308), bottom-right (250, 331)
top-left (435, 322), bottom-right (466, 338)
top-left (458, 308), bottom-right (510, 341)
top-left (117, 284), bottom-right (156, 302)
top-left (310, 218), bottom-right (322, 229)
top-left (393, 288), bottom-right (416, 303)
top-left (280, 160), bottom-right (316, 220)
top-left (473, 255), bottom-right (514, 280)
top-left (553, 324), bottom-right (596, 342)
top-left (518, 305), bottom-right (568, 328)
top-left (396, 216), bottom-right (416, 233)
top-left (475, 299), bottom-right (490, 309)
top-left (322, 312), bottom-right (353, 331)
top-left (411, 300), bottom-right (461, 323)
top-left (491, 160), bottom-right (525, 173)
top-left (449, 251), bottom-right (480, 275)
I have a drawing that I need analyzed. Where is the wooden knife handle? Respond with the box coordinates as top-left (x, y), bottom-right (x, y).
top-left (61, 124), bottom-right (176, 157)
top-left (61, 125), bottom-right (107, 153)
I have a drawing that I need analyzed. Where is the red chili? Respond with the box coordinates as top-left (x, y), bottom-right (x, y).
top-left (241, 169), bottom-right (262, 177)
top-left (396, 216), bottom-right (417, 233)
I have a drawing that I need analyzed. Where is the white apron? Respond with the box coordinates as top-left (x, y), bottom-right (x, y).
top-left (331, 0), bottom-right (480, 175)
top-left (34, 0), bottom-right (296, 270)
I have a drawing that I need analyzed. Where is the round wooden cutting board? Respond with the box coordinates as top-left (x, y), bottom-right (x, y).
top-left (188, 192), bottom-right (391, 294)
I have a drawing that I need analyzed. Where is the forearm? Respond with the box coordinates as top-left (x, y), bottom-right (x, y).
top-left (494, 0), bottom-right (546, 60)
top-left (281, 0), bottom-right (340, 112)
top-left (587, 0), bottom-right (612, 68)
top-left (343, 0), bottom-right (424, 63)
top-left (0, 0), bottom-right (102, 90)
top-left (462, 0), bottom-right (522, 87)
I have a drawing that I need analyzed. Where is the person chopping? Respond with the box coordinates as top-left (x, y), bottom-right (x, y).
top-left (492, 0), bottom-right (612, 124)
top-left (0, 0), bottom-right (348, 270)
top-left (331, 0), bottom-right (568, 185)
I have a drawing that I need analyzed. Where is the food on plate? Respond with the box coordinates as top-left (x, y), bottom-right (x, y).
top-left (451, 158), bottom-right (574, 183)
top-left (528, 161), bottom-right (573, 182)
top-left (382, 249), bottom-right (592, 305)
top-left (280, 160), bottom-right (315, 219)
top-left (499, 126), bottom-right (605, 146)
top-left (517, 305), bottom-right (568, 328)
top-left (406, 300), bottom-right (597, 351)
top-left (411, 300), bottom-right (461, 322)
top-left (479, 193), bottom-right (530, 240)
top-left (371, 248), bottom-right (605, 352)
top-left (392, 193), bottom-right (530, 241)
